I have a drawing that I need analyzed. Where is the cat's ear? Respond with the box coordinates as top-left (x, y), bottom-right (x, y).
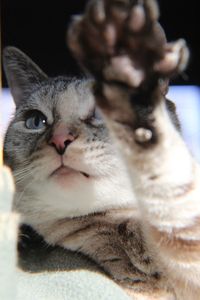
top-left (3, 46), bottom-right (48, 106)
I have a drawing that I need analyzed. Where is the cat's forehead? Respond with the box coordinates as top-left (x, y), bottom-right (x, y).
top-left (57, 79), bottom-right (95, 119)
top-left (29, 78), bottom-right (95, 120)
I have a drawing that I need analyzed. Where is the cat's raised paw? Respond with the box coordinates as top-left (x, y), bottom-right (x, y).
top-left (67, 0), bottom-right (164, 87)
top-left (67, 0), bottom-right (189, 90)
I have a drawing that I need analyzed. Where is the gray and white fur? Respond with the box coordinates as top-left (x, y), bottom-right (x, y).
top-left (3, 47), bottom-right (164, 299)
top-left (3, 0), bottom-right (199, 299)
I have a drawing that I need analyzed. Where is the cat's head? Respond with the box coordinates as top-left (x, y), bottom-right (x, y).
top-left (3, 47), bottom-right (135, 226)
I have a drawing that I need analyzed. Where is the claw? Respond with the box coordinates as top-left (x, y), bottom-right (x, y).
top-left (87, 0), bottom-right (106, 24)
top-left (67, 16), bottom-right (84, 59)
top-left (128, 5), bottom-right (146, 32)
top-left (103, 24), bottom-right (117, 50)
top-left (145, 0), bottom-right (159, 21)
top-left (154, 39), bottom-right (189, 75)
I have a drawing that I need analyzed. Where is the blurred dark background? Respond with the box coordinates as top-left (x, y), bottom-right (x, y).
top-left (1, 0), bottom-right (200, 86)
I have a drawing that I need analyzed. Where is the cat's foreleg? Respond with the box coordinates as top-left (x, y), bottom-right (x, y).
top-left (38, 211), bottom-right (162, 291)
top-left (67, 0), bottom-right (200, 298)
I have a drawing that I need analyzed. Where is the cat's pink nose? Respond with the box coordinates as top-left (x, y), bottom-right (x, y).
top-left (49, 125), bottom-right (77, 155)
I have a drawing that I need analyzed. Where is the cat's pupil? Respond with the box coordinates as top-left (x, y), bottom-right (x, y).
top-left (34, 116), bottom-right (40, 127)
top-left (25, 111), bottom-right (46, 130)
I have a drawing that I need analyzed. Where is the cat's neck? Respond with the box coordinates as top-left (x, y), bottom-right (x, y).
top-left (30, 207), bottom-right (140, 247)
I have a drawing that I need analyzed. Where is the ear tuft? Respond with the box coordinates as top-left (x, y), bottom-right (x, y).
top-left (3, 47), bottom-right (48, 105)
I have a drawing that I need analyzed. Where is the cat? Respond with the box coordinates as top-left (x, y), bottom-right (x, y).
top-left (3, 50), bottom-right (180, 299)
top-left (66, 0), bottom-right (200, 299)
top-left (3, 47), bottom-right (167, 299)
top-left (3, 1), bottom-right (199, 300)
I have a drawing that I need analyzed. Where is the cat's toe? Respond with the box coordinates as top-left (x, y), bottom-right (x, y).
top-left (154, 39), bottom-right (189, 77)
top-left (68, 0), bottom-right (166, 88)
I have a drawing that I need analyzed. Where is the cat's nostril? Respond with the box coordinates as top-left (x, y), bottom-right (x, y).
top-left (64, 140), bottom-right (72, 148)
top-left (49, 134), bottom-right (77, 155)
top-left (50, 139), bottom-right (72, 155)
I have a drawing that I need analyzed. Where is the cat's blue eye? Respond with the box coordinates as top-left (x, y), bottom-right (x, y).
top-left (25, 111), bottom-right (47, 130)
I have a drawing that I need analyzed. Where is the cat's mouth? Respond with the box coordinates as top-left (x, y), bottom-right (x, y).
top-left (50, 166), bottom-right (90, 179)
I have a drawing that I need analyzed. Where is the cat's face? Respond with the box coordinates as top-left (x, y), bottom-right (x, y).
top-left (3, 47), bottom-right (135, 226)
top-left (5, 78), bottom-right (110, 181)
